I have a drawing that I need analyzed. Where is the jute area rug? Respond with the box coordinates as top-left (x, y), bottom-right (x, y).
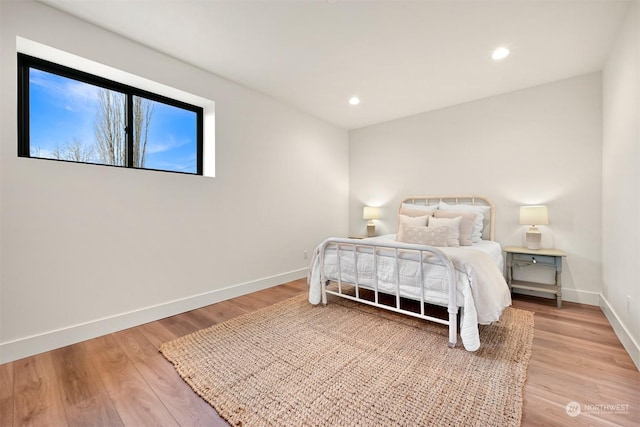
top-left (160, 294), bottom-right (534, 426)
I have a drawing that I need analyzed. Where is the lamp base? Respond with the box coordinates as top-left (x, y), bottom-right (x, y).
top-left (367, 224), bottom-right (375, 238)
top-left (525, 227), bottom-right (542, 250)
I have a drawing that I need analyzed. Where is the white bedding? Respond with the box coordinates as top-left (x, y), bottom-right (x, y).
top-left (308, 235), bottom-right (511, 351)
top-left (366, 234), bottom-right (505, 272)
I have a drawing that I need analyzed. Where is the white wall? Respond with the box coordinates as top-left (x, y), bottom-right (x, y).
top-left (349, 73), bottom-right (603, 304)
top-left (602, 1), bottom-right (640, 369)
top-left (0, 1), bottom-right (349, 363)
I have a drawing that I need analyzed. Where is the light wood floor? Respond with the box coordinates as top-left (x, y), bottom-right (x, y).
top-left (1, 278), bottom-right (638, 426)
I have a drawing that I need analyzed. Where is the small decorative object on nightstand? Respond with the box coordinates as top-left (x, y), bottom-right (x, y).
top-left (363, 206), bottom-right (380, 237)
top-left (504, 246), bottom-right (566, 308)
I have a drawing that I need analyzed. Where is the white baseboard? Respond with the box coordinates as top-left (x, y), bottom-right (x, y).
top-left (560, 288), bottom-right (601, 306)
top-left (599, 295), bottom-right (640, 371)
top-left (0, 268), bottom-right (308, 364)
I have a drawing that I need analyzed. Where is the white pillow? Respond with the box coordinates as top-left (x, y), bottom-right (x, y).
top-left (398, 213), bottom-right (429, 227)
top-left (399, 206), bottom-right (435, 218)
top-left (429, 216), bottom-right (462, 247)
top-left (397, 224), bottom-right (448, 247)
top-left (401, 203), bottom-right (438, 213)
top-left (438, 202), bottom-right (491, 242)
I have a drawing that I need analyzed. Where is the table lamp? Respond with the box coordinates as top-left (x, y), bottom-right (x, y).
top-left (363, 206), bottom-right (380, 237)
top-left (519, 205), bottom-right (549, 249)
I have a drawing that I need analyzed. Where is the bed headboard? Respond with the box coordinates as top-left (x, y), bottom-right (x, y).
top-left (400, 195), bottom-right (495, 241)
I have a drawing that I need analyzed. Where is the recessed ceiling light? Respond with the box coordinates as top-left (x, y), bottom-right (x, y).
top-left (348, 96), bottom-right (360, 106)
top-left (491, 47), bottom-right (510, 60)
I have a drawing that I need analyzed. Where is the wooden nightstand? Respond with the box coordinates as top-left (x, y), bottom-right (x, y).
top-left (504, 246), bottom-right (566, 308)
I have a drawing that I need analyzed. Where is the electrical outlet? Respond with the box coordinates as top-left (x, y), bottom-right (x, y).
top-left (303, 250), bottom-right (308, 260)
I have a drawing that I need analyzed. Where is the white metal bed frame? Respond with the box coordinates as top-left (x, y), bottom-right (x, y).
top-left (319, 195), bottom-right (495, 348)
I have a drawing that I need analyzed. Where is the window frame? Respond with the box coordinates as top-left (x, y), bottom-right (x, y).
top-left (18, 53), bottom-right (204, 175)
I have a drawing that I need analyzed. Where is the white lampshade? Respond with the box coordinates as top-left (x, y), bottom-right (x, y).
top-left (519, 206), bottom-right (549, 226)
top-left (363, 206), bottom-right (380, 220)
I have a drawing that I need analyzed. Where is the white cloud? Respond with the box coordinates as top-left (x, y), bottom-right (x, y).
top-left (30, 69), bottom-right (101, 112)
top-left (146, 134), bottom-right (191, 154)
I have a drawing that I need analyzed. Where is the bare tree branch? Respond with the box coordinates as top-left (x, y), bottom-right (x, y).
top-left (95, 89), bottom-right (125, 166)
top-left (51, 138), bottom-right (94, 162)
top-left (132, 96), bottom-right (154, 168)
top-left (94, 89), bottom-right (153, 167)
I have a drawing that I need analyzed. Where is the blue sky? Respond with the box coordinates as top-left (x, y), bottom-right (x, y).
top-left (29, 68), bottom-right (197, 173)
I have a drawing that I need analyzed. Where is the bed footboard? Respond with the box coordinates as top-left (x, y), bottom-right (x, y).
top-left (317, 238), bottom-right (458, 348)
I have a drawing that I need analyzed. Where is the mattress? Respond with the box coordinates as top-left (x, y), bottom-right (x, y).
top-left (367, 234), bottom-right (504, 272)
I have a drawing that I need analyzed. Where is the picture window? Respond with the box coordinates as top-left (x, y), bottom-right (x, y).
top-left (18, 53), bottom-right (204, 175)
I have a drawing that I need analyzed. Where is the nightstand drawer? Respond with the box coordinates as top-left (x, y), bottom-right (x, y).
top-left (512, 253), bottom-right (557, 266)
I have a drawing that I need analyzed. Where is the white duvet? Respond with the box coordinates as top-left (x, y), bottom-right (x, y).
top-left (308, 235), bottom-right (512, 351)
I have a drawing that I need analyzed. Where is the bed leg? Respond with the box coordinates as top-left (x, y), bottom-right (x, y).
top-left (448, 309), bottom-right (458, 348)
top-left (321, 280), bottom-right (328, 306)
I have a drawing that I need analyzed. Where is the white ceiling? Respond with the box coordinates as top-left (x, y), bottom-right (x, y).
top-left (39, 0), bottom-right (631, 130)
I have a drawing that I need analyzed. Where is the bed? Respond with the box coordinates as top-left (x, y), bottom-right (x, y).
top-left (308, 196), bottom-right (512, 351)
